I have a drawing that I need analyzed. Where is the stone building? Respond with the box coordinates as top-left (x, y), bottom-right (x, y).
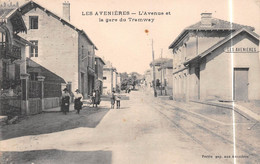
top-left (169, 13), bottom-right (260, 102)
top-left (103, 60), bottom-right (117, 95)
top-left (94, 55), bottom-right (105, 95)
top-left (149, 58), bottom-right (171, 93)
top-left (16, 0), bottom-right (97, 98)
top-left (158, 59), bottom-right (173, 96)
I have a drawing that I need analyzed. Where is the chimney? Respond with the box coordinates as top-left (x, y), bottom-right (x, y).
top-left (63, 1), bottom-right (70, 21)
top-left (201, 13), bottom-right (212, 27)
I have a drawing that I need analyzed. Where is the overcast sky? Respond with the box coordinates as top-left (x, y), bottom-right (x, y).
top-left (6, 0), bottom-right (260, 74)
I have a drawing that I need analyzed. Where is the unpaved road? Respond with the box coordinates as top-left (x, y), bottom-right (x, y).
top-left (0, 91), bottom-right (259, 164)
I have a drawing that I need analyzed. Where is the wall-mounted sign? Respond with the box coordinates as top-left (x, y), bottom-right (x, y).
top-left (224, 47), bottom-right (258, 53)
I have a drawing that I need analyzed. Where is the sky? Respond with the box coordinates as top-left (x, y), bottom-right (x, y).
top-left (3, 0), bottom-right (260, 74)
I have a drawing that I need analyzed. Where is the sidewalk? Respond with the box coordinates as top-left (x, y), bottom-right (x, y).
top-left (191, 100), bottom-right (260, 122)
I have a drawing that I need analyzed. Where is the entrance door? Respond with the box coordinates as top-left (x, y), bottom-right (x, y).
top-left (234, 68), bottom-right (248, 101)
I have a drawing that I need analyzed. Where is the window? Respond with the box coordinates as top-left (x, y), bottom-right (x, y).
top-left (29, 72), bottom-right (38, 81)
top-left (29, 16), bottom-right (38, 29)
top-left (30, 40), bottom-right (38, 57)
top-left (103, 77), bottom-right (107, 80)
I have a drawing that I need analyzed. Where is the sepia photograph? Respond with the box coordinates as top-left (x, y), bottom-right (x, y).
top-left (0, 0), bottom-right (259, 163)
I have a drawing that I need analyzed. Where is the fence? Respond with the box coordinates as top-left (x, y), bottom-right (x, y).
top-left (44, 82), bottom-right (62, 98)
top-left (28, 81), bottom-right (41, 98)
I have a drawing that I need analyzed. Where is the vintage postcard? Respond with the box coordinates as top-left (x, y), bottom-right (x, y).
top-left (0, 0), bottom-right (259, 163)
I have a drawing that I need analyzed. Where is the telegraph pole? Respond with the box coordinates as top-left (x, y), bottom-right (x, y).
top-left (160, 49), bottom-right (163, 96)
top-left (152, 39), bottom-right (157, 97)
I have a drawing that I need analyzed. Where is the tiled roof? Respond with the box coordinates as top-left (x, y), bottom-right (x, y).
top-left (186, 18), bottom-right (254, 31)
top-left (169, 18), bottom-right (255, 49)
top-left (184, 28), bottom-right (259, 65)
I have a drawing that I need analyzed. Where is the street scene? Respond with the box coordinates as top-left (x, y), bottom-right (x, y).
top-left (0, 0), bottom-right (260, 163)
top-left (0, 90), bottom-right (259, 164)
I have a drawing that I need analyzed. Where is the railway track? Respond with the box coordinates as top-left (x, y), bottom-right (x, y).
top-left (146, 98), bottom-right (259, 163)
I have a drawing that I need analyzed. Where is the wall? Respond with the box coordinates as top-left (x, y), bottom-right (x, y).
top-left (18, 8), bottom-right (79, 92)
top-left (103, 69), bottom-right (112, 95)
top-left (232, 32), bottom-right (260, 100)
top-left (78, 33), bottom-right (95, 97)
top-left (44, 97), bottom-right (60, 109)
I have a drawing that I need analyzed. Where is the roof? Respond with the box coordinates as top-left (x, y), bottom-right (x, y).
top-left (0, 8), bottom-right (27, 33)
top-left (95, 55), bottom-right (106, 65)
top-left (13, 34), bottom-right (35, 47)
top-left (169, 18), bottom-right (255, 49)
top-left (159, 59), bottom-right (173, 70)
top-left (150, 58), bottom-right (171, 67)
top-left (17, 0), bottom-right (97, 50)
top-left (26, 58), bottom-right (66, 83)
top-left (186, 18), bottom-right (254, 31)
top-left (184, 28), bottom-right (259, 65)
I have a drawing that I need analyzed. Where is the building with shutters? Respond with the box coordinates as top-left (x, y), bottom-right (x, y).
top-left (169, 13), bottom-right (260, 102)
top-left (15, 0), bottom-right (97, 98)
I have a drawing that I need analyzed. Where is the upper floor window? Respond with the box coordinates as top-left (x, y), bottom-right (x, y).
top-left (29, 16), bottom-right (38, 29)
top-left (103, 77), bottom-right (107, 80)
top-left (30, 40), bottom-right (38, 57)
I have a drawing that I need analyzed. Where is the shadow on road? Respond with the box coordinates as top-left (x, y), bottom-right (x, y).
top-left (0, 107), bottom-right (110, 141)
top-left (0, 149), bottom-right (112, 164)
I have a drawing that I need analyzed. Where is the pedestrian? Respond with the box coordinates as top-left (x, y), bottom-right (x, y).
top-left (61, 88), bottom-right (70, 115)
top-left (111, 91), bottom-right (115, 109)
top-left (115, 93), bottom-right (121, 109)
top-left (92, 90), bottom-right (96, 107)
top-left (74, 89), bottom-right (83, 114)
top-left (94, 90), bottom-right (101, 107)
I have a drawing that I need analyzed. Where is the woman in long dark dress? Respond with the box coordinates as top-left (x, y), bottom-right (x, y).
top-left (61, 88), bottom-right (70, 114)
top-left (74, 89), bottom-right (83, 114)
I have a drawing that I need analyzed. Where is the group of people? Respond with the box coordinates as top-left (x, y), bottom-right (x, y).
top-left (61, 88), bottom-right (83, 115)
top-left (61, 87), bottom-right (122, 113)
top-left (110, 91), bottom-right (121, 109)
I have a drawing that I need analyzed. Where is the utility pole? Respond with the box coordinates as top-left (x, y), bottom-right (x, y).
top-left (160, 49), bottom-right (163, 96)
top-left (152, 39), bottom-right (157, 97)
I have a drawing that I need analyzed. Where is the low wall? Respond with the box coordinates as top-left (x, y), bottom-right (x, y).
top-left (44, 97), bottom-right (60, 109)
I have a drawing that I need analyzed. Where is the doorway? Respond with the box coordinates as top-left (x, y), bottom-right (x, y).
top-left (234, 68), bottom-right (249, 101)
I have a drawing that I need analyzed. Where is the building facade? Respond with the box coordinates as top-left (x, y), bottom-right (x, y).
top-left (158, 59), bottom-right (173, 96)
top-left (169, 13), bottom-right (260, 102)
top-left (94, 55), bottom-right (105, 95)
top-left (103, 60), bottom-right (116, 95)
top-left (17, 1), bottom-right (97, 98)
top-left (0, 4), bottom-right (33, 114)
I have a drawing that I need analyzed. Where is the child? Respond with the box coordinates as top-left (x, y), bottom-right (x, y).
top-left (116, 94), bottom-right (121, 109)
top-left (111, 91), bottom-right (115, 109)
